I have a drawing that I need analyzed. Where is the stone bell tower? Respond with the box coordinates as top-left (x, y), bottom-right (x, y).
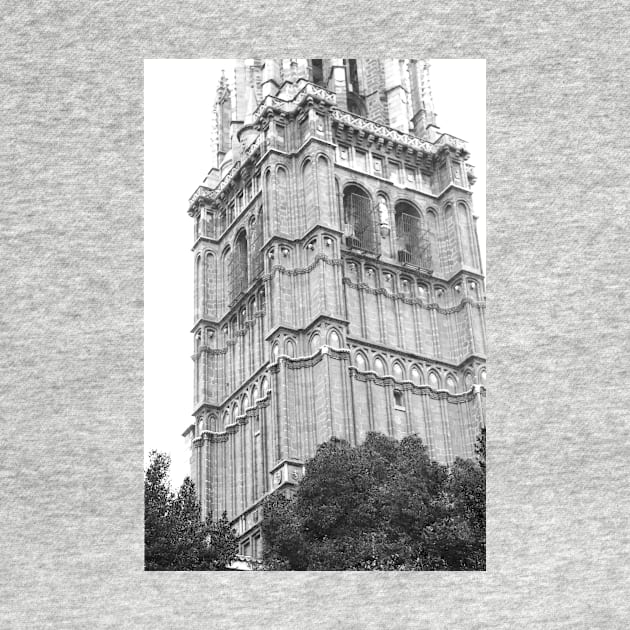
top-left (184, 59), bottom-right (486, 558)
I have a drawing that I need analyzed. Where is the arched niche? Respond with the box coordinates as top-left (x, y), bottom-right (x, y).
top-left (428, 371), bottom-right (440, 390)
top-left (374, 357), bottom-right (386, 377)
top-left (285, 338), bottom-right (296, 357)
top-left (328, 329), bottom-right (341, 349)
top-left (355, 351), bottom-right (368, 372)
top-left (410, 366), bottom-right (422, 386)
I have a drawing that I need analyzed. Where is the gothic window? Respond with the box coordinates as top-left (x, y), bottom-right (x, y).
top-left (242, 394), bottom-right (249, 410)
top-left (465, 371), bottom-right (473, 389)
top-left (395, 201), bottom-right (431, 268)
top-left (355, 351), bottom-right (367, 372)
top-left (479, 368), bottom-right (486, 386)
top-left (258, 288), bottom-right (266, 312)
top-left (428, 371), bottom-right (440, 389)
top-left (365, 266), bottom-right (377, 288)
top-left (310, 332), bottom-right (321, 352)
top-left (342, 185), bottom-right (379, 254)
top-left (374, 357), bottom-right (385, 377)
top-left (285, 338), bottom-right (296, 357)
top-left (232, 230), bottom-right (248, 300)
top-left (260, 377), bottom-right (269, 395)
top-left (400, 277), bottom-right (412, 296)
top-left (223, 410), bottom-right (229, 427)
top-left (250, 209), bottom-right (264, 279)
top-left (446, 375), bottom-right (457, 394)
top-left (328, 330), bottom-right (341, 349)
top-left (195, 254), bottom-right (203, 318)
top-left (232, 402), bottom-right (240, 422)
top-left (221, 247), bottom-right (232, 309)
top-left (271, 342), bottom-right (279, 361)
top-left (305, 238), bottom-right (317, 262)
top-left (411, 366), bottom-right (422, 386)
top-left (195, 330), bottom-right (202, 353)
top-left (393, 362), bottom-right (404, 382)
top-left (251, 385), bottom-right (258, 401)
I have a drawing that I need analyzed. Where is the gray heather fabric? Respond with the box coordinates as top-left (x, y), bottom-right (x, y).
top-left (1, 2), bottom-right (629, 628)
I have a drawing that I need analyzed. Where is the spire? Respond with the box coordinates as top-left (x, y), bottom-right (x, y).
top-left (420, 61), bottom-right (436, 125)
top-left (408, 59), bottom-right (438, 140)
top-left (215, 69), bottom-right (232, 162)
top-left (216, 69), bottom-right (229, 101)
top-left (244, 65), bottom-right (259, 125)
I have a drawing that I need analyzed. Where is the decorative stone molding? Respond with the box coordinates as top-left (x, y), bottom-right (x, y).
top-left (342, 277), bottom-right (486, 313)
top-left (265, 253), bottom-right (343, 278)
top-left (348, 366), bottom-right (478, 402)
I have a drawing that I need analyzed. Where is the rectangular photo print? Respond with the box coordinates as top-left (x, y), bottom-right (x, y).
top-left (145, 58), bottom-right (486, 571)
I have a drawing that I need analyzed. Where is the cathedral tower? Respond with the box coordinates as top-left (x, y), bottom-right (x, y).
top-left (184, 59), bottom-right (486, 558)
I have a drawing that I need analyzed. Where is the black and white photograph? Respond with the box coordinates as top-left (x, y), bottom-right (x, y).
top-left (145, 58), bottom-right (486, 570)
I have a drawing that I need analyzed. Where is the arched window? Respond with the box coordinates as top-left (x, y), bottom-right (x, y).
top-left (411, 366), bottom-right (422, 386)
top-left (395, 201), bottom-right (430, 268)
top-left (328, 330), bottom-right (341, 349)
top-left (250, 209), bottom-right (264, 278)
top-left (261, 377), bottom-right (269, 395)
top-left (428, 371), bottom-right (439, 389)
top-left (374, 357), bottom-right (385, 377)
top-left (310, 332), bottom-right (321, 353)
top-left (195, 330), bottom-right (202, 353)
top-left (271, 342), bottom-right (279, 362)
top-left (393, 362), bottom-right (404, 382)
top-left (221, 247), bottom-right (232, 309)
top-left (446, 375), bottom-right (457, 394)
top-left (342, 185), bottom-right (378, 254)
top-left (232, 230), bottom-right (248, 300)
top-left (285, 338), bottom-right (296, 357)
top-left (242, 394), bottom-right (249, 410)
top-left (465, 371), bottom-right (473, 389)
top-left (355, 351), bottom-right (367, 372)
top-left (222, 410), bottom-right (229, 427)
top-left (480, 369), bottom-right (486, 386)
top-left (251, 385), bottom-right (258, 401)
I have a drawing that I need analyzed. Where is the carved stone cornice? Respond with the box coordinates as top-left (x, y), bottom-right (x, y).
top-left (349, 366), bottom-right (479, 402)
top-left (265, 253), bottom-right (343, 279)
top-left (342, 277), bottom-right (486, 313)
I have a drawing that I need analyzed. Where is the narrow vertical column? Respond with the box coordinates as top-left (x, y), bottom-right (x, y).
top-left (261, 59), bottom-right (281, 97)
top-left (382, 59), bottom-right (410, 133)
top-left (329, 59), bottom-right (348, 111)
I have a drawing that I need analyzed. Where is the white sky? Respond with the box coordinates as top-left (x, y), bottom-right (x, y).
top-left (144, 59), bottom-right (486, 487)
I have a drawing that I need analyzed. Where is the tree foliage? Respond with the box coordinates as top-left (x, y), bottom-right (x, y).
top-left (144, 450), bottom-right (238, 570)
top-left (261, 432), bottom-right (485, 570)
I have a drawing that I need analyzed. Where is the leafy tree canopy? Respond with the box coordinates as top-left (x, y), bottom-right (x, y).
top-left (261, 432), bottom-right (485, 570)
top-left (144, 450), bottom-right (238, 570)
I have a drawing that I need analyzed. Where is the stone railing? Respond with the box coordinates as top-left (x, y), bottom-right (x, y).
top-left (332, 109), bottom-right (435, 154)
